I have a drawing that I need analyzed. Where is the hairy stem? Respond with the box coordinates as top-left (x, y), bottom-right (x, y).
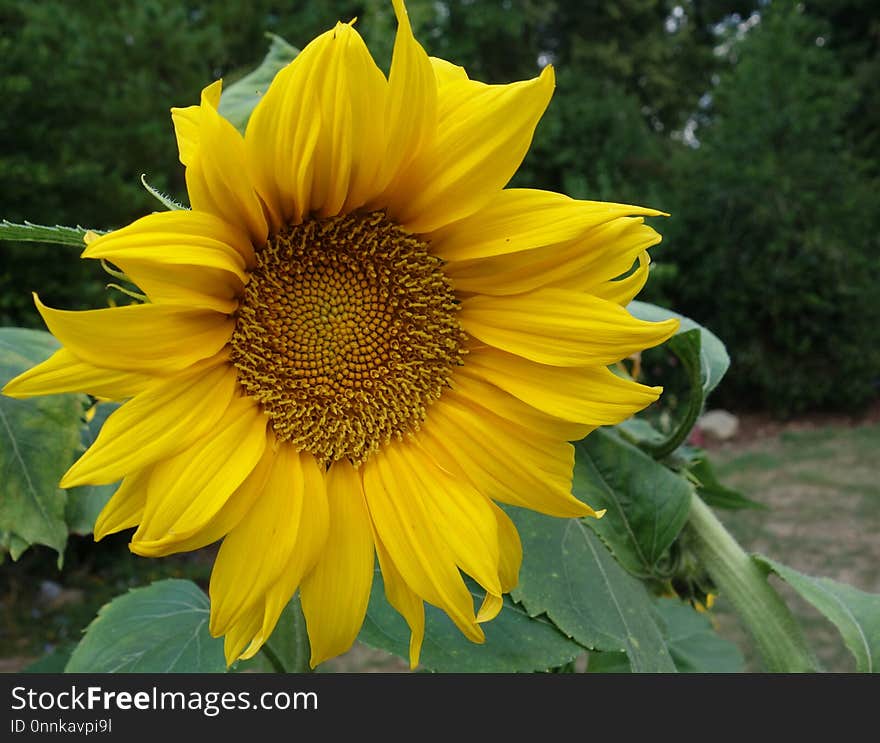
top-left (686, 495), bottom-right (819, 672)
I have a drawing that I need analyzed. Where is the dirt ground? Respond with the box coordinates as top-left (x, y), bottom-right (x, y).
top-left (699, 405), bottom-right (880, 672)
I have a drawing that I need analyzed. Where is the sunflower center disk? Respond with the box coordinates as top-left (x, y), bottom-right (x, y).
top-left (231, 211), bottom-right (466, 466)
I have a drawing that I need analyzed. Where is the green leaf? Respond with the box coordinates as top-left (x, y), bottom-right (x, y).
top-left (654, 598), bottom-right (745, 672)
top-left (687, 452), bottom-right (765, 511)
top-left (219, 33), bottom-right (300, 133)
top-left (65, 579), bottom-right (227, 673)
top-left (0, 531), bottom-right (30, 561)
top-left (652, 329), bottom-right (704, 457)
top-left (574, 427), bottom-right (692, 577)
top-left (359, 570), bottom-right (583, 672)
top-left (0, 328), bottom-right (87, 561)
top-left (615, 417), bottom-right (668, 448)
top-left (65, 482), bottom-right (116, 536)
top-left (65, 402), bottom-right (121, 535)
top-left (755, 557), bottom-right (880, 673)
top-left (0, 220), bottom-right (98, 247)
top-left (589, 598), bottom-right (744, 673)
top-left (508, 507), bottom-right (677, 672)
top-left (585, 649), bottom-right (631, 673)
top-left (628, 300), bottom-right (730, 396)
top-left (625, 303), bottom-right (730, 459)
top-left (259, 593), bottom-right (311, 673)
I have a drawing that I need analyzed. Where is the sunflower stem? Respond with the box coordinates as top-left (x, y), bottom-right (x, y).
top-left (685, 495), bottom-right (819, 672)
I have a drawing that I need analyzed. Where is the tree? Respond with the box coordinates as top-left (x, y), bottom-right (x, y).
top-left (663, 2), bottom-right (880, 413)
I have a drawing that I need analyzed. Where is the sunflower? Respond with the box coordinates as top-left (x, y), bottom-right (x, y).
top-left (3, 0), bottom-right (677, 668)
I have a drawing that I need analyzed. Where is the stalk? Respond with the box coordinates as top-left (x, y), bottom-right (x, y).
top-left (686, 495), bottom-right (819, 672)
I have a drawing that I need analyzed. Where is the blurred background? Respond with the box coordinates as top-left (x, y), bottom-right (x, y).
top-left (1, 0), bottom-right (878, 671)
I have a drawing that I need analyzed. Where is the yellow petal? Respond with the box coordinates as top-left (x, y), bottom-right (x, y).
top-left (374, 536), bottom-right (425, 670)
top-left (590, 251), bottom-right (652, 306)
top-left (465, 346), bottom-right (663, 425)
top-left (404, 441), bottom-right (502, 598)
top-left (2, 347), bottom-right (152, 400)
top-left (83, 211), bottom-right (249, 313)
top-left (172, 80), bottom-right (221, 164)
top-left (449, 371), bottom-right (592, 442)
top-left (171, 81), bottom-right (268, 247)
top-left (443, 215), bottom-right (660, 295)
top-left (300, 460), bottom-right (375, 668)
top-left (129, 396), bottom-right (267, 555)
top-left (250, 452), bottom-right (328, 653)
top-left (104, 259), bottom-right (241, 314)
top-left (34, 295), bottom-right (234, 374)
top-left (429, 56), bottom-right (468, 87)
top-left (147, 436), bottom-right (274, 556)
top-left (245, 22), bottom-right (388, 223)
top-left (362, 443), bottom-right (483, 643)
top-left (477, 592), bottom-right (504, 623)
top-left (60, 360), bottom-right (237, 488)
top-left (93, 467), bottom-right (152, 540)
top-left (419, 394), bottom-right (592, 518)
top-left (209, 443), bottom-right (326, 636)
top-left (460, 288), bottom-right (679, 367)
top-left (387, 68), bottom-right (556, 234)
top-left (82, 208), bottom-right (255, 270)
top-left (221, 601), bottom-right (264, 665)
top-left (243, 50), bottom-right (321, 227)
top-left (369, 0), bottom-right (437, 198)
top-left (316, 24), bottom-right (389, 215)
top-left (429, 188), bottom-right (664, 261)
top-left (493, 503), bottom-right (522, 594)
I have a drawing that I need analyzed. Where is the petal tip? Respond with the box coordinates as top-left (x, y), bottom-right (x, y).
top-left (1, 377), bottom-right (21, 398)
top-left (59, 467), bottom-right (84, 491)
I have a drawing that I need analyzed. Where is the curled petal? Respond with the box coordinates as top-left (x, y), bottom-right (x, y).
top-left (3, 347), bottom-right (152, 401)
top-left (171, 81), bottom-right (268, 247)
top-left (386, 68), bottom-right (556, 234)
top-left (34, 296), bottom-right (233, 375)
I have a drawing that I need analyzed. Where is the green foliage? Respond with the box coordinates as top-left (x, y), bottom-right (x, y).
top-left (0, 328), bottom-right (87, 561)
top-left (65, 579), bottom-right (226, 673)
top-left (629, 300), bottom-right (731, 397)
top-left (359, 571), bottom-right (583, 672)
top-left (685, 451), bottom-right (764, 511)
top-left (0, 221), bottom-right (97, 247)
top-left (509, 507), bottom-right (677, 672)
top-left (663, 3), bottom-right (880, 414)
top-left (653, 597), bottom-right (745, 672)
top-left (218, 34), bottom-right (301, 133)
top-left (756, 557), bottom-right (880, 673)
top-left (238, 594), bottom-right (311, 673)
top-left (804, 0), bottom-right (880, 179)
top-left (626, 301), bottom-right (731, 457)
top-left (573, 428), bottom-right (692, 578)
top-left (589, 597), bottom-right (745, 672)
top-left (65, 403), bottom-right (121, 536)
